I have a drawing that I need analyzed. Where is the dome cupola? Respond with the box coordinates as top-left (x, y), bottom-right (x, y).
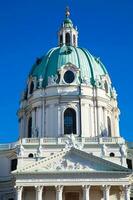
top-left (58, 7), bottom-right (78, 47)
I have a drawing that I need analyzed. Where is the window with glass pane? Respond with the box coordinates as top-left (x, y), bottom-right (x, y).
top-left (64, 108), bottom-right (76, 134)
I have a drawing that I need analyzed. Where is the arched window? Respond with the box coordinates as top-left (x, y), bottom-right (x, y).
top-left (64, 108), bottom-right (76, 134)
top-left (107, 116), bottom-right (111, 137)
top-left (104, 81), bottom-right (108, 93)
top-left (28, 117), bottom-right (32, 138)
top-left (73, 34), bottom-right (76, 45)
top-left (60, 34), bottom-right (63, 45)
top-left (29, 81), bottom-right (34, 94)
top-left (65, 33), bottom-right (70, 45)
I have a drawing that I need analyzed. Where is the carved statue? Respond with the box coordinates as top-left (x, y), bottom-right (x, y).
top-left (48, 74), bottom-right (58, 86)
top-left (101, 144), bottom-right (107, 156)
top-left (17, 144), bottom-right (24, 156)
top-left (65, 134), bottom-right (83, 149)
top-left (112, 87), bottom-right (117, 99)
top-left (100, 123), bottom-right (107, 137)
top-left (38, 76), bottom-right (43, 88)
top-left (33, 127), bottom-right (39, 137)
top-left (120, 144), bottom-right (127, 157)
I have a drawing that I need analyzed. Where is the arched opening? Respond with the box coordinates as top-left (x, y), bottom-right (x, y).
top-left (60, 34), bottom-right (63, 45)
top-left (110, 152), bottom-right (115, 157)
top-left (64, 108), bottom-right (76, 134)
top-left (29, 81), bottom-right (34, 94)
top-left (107, 116), bottom-right (111, 137)
top-left (104, 81), bottom-right (108, 93)
top-left (28, 117), bottom-right (32, 138)
top-left (28, 153), bottom-right (34, 158)
top-left (65, 33), bottom-right (70, 45)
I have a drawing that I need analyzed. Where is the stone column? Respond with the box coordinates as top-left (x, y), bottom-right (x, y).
top-left (35, 186), bottom-right (43, 200)
top-left (82, 185), bottom-right (91, 200)
top-left (102, 185), bottom-right (110, 200)
top-left (32, 108), bottom-right (36, 137)
top-left (15, 186), bottom-right (23, 200)
top-left (56, 185), bottom-right (63, 200)
top-left (124, 185), bottom-right (130, 200)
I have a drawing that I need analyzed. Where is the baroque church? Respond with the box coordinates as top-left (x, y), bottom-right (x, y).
top-left (0, 8), bottom-right (133, 200)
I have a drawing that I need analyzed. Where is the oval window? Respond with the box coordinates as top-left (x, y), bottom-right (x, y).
top-left (64, 70), bottom-right (75, 83)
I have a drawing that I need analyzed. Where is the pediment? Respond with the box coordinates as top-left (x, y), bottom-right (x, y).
top-left (13, 147), bottom-right (130, 174)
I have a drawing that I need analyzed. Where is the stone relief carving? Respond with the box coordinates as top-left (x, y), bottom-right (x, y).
top-left (44, 158), bottom-right (89, 171)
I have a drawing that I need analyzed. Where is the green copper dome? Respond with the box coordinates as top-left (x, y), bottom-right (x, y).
top-left (29, 45), bottom-right (108, 87)
top-left (63, 17), bottom-right (73, 28)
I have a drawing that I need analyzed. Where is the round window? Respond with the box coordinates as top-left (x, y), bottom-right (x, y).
top-left (64, 70), bottom-right (75, 83)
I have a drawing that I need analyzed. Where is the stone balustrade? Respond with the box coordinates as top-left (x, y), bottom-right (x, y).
top-left (0, 137), bottom-right (125, 150)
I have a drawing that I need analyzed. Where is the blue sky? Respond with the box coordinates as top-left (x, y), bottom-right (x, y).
top-left (0, 0), bottom-right (133, 143)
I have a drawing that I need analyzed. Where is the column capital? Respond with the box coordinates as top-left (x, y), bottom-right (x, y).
top-left (15, 186), bottom-right (23, 192)
top-left (123, 185), bottom-right (131, 191)
top-left (55, 185), bottom-right (64, 192)
top-left (35, 185), bottom-right (43, 192)
top-left (101, 185), bottom-right (111, 191)
top-left (101, 185), bottom-right (111, 200)
top-left (82, 185), bottom-right (91, 191)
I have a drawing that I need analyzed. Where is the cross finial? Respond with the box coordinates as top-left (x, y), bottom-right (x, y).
top-left (66, 6), bottom-right (70, 17)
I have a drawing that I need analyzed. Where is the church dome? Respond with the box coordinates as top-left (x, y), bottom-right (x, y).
top-left (19, 8), bottom-right (119, 141)
top-left (29, 45), bottom-right (108, 87)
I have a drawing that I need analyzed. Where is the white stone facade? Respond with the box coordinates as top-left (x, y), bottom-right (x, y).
top-left (0, 8), bottom-right (133, 200)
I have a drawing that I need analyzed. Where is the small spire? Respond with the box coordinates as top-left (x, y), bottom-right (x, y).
top-left (65, 6), bottom-right (70, 18)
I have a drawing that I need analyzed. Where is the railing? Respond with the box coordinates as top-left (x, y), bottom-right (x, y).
top-left (21, 137), bottom-right (125, 145)
top-left (0, 142), bottom-right (18, 150)
top-left (0, 137), bottom-right (125, 150)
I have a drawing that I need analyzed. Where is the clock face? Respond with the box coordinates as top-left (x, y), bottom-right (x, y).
top-left (64, 70), bottom-right (75, 83)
